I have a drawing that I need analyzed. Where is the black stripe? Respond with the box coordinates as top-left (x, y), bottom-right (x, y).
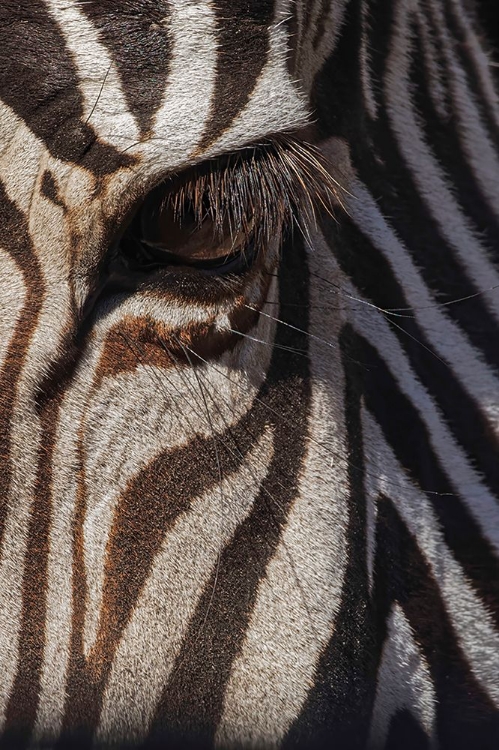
top-left (40, 170), bottom-right (67, 210)
top-left (444, 0), bottom-right (499, 144)
top-left (289, 319), bottom-right (499, 747)
top-left (197, 0), bottom-right (275, 151)
top-left (311, 0), bottom-right (365, 139)
top-left (354, 137), bottom-right (499, 378)
top-left (79, 1), bottom-right (173, 135)
top-left (350, 324), bottom-right (499, 623)
top-left (353, 0), bottom-right (499, 377)
top-left (471, 0), bottom-right (499, 56)
top-left (385, 710), bottom-right (431, 750)
top-left (322, 209), bottom-right (499, 498)
top-left (0, 2), bottom-right (131, 173)
top-left (375, 495), bottom-right (499, 749)
top-left (0, 184), bottom-right (45, 750)
top-left (0, 182), bottom-right (44, 549)
top-left (284, 325), bottom-right (379, 750)
top-left (410, 11), bottom-right (499, 260)
top-left (143, 234), bottom-right (311, 746)
top-left (312, 0), bottom-right (499, 497)
top-left (2, 398), bottom-right (59, 748)
top-left (313, 0), bottom-right (334, 50)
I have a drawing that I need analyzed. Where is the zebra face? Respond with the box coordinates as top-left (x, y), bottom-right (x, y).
top-left (2, 1), bottom-right (499, 748)
top-left (0, 1), bottom-right (353, 746)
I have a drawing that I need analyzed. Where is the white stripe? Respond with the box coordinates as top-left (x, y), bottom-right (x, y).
top-left (0, 103), bottom-right (45, 215)
top-left (0, 236), bottom-right (72, 733)
top-left (306, 221), bottom-right (499, 554)
top-left (216, 244), bottom-right (350, 747)
top-left (309, 0), bottom-right (350, 84)
top-left (0, 405), bottom-right (39, 729)
top-left (414, 8), bottom-right (449, 120)
top-left (360, 3), bottom-right (379, 119)
top-left (369, 604), bottom-right (437, 749)
top-left (89, 267), bottom-right (269, 340)
top-left (139, 0), bottom-right (218, 173)
top-left (32, 380), bottom-right (87, 743)
top-left (344, 267), bottom-right (499, 553)
top-left (81, 299), bottom-right (276, 658)
top-left (427, 0), bottom-right (499, 216)
top-left (449, 0), bottom-right (499, 128)
top-left (203, 2), bottom-right (310, 159)
top-left (0, 311), bottom-right (68, 728)
top-left (384, 0), bottom-right (499, 323)
top-left (44, 0), bottom-right (140, 150)
top-left (0, 248), bottom-right (25, 371)
top-left (362, 408), bottom-right (499, 708)
top-left (32, 292), bottom-right (116, 742)
top-left (348, 182), bottom-right (499, 433)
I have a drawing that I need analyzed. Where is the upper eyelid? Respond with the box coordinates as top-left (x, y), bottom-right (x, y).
top-left (114, 134), bottom-right (339, 254)
top-left (134, 132), bottom-right (314, 202)
top-left (160, 135), bottom-right (336, 210)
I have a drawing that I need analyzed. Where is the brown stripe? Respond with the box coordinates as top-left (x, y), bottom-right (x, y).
top-left (57, 265), bottom-right (269, 744)
top-left (58, 436), bottom-right (92, 748)
top-left (94, 304), bottom-right (259, 384)
top-left (60, 396), bottom-right (266, 743)
top-left (2, 334), bottom-right (86, 746)
top-left (3, 396), bottom-right (60, 745)
top-left (56, 231), bottom-right (293, 741)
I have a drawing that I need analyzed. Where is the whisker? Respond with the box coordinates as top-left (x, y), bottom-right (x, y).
top-left (307, 269), bottom-right (499, 317)
top-left (240, 305), bottom-right (372, 369)
top-left (85, 63), bottom-right (112, 126)
top-left (174, 337), bottom-right (457, 499)
top-left (227, 328), bottom-right (308, 357)
top-left (157, 333), bottom-right (323, 643)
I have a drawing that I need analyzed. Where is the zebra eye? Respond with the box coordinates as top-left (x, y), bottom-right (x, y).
top-left (120, 169), bottom-right (258, 276)
top-left (117, 138), bottom-right (338, 281)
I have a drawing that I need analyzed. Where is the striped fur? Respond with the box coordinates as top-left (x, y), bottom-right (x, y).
top-left (0, 0), bottom-right (498, 747)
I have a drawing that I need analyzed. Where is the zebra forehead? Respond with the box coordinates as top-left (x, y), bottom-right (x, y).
top-left (0, 0), bottom-right (316, 181)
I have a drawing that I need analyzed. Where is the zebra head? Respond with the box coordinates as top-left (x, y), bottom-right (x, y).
top-left (0, 1), bottom-right (498, 748)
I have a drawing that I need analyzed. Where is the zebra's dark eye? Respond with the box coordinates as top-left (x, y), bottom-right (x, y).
top-left (120, 167), bottom-right (258, 277)
top-left (117, 138), bottom-right (338, 280)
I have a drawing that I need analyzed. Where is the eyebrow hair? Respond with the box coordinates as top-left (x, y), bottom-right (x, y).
top-left (161, 135), bottom-right (344, 250)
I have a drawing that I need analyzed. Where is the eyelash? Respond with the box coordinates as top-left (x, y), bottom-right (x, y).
top-left (118, 136), bottom-right (340, 278)
top-left (173, 136), bottom-right (339, 241)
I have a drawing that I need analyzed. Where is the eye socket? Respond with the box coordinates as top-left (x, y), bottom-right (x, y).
top-left (120, 162), bottom-right (260, 277)
top-left (116, 137), bottom-right (339, 280)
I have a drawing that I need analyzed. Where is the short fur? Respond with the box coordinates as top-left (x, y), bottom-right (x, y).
top-left (0, 0), bottom-right (498, 748)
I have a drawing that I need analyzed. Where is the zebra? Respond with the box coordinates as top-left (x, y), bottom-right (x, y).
top-left (0, 0), bottom-right (498, 747)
